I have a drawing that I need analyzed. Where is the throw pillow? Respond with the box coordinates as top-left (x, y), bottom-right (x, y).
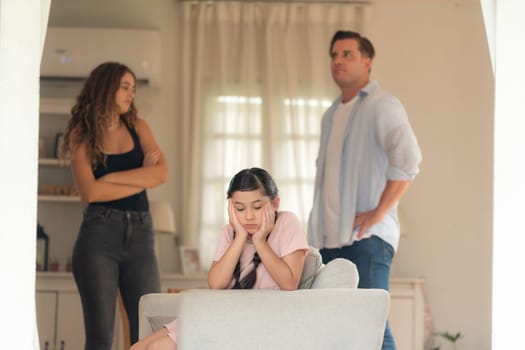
top-left (310, 258), bottom-right (359, 289)
top-left (298, 247), bottom-right (323, 289)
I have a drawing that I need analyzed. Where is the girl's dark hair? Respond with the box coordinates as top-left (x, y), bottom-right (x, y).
top-left (227, 167), bottom-right (278, 289)
top-left (226, 167), bottom-right (279, 200)
top-left (62, 61), bottom-right (138, 167)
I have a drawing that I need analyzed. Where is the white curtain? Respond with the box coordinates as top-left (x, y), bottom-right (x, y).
top-left (178, 1), bottom-right (369, 268)
top-left (0, 0), bottom-right (51, 348)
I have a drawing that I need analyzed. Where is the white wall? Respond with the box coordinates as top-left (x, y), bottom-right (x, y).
top-left (369, 1), bottom-right (493, 348)
top-left (48, 0), bottom-right (494, 348)
top-left (1, 1), bottom-right (51, 348)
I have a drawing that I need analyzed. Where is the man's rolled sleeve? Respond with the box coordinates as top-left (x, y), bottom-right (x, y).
top-left (376, 98), bottom-right (422, 181)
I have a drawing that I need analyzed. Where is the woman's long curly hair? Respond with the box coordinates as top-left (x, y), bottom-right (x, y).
top-left (62, 62), bottom-right (138, 167)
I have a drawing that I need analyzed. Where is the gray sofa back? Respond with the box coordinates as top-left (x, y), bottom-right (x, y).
top-left (177, 288), bottom-right (389, 350)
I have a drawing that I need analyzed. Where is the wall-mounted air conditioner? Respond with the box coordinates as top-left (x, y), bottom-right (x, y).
top-left (41, 27), bottom-right (162, 87)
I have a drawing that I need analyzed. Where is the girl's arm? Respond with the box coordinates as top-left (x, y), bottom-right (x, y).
top-left (99, 117), bottom-right (168, 188)
top-left (253, 205), bottom-right (306, 290)
top-left (207, 237), bottom-right (244, 289)
top-left (70, 141), bottom-right (144, 204)
top-left (254, 241), bottom-right (306, 291)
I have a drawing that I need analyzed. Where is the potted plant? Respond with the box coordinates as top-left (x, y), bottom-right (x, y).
top-left (430, 331), bottom-right (462, 350)
top-left (48, 258), bottom-right (59, 272)
top-left (66, 256), bottom-right (73, 272)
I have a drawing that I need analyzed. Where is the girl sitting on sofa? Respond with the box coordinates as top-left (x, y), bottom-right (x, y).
top-left (130, 167), bottom-right (309, 350)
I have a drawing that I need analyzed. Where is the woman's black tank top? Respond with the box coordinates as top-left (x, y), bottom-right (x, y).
top-left (91, 120), bottom-right (149, 211)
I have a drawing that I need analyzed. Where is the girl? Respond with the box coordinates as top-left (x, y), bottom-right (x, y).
top-left (130, 167), bottom-right (308, 350)
top-left (63, 62), bottom-right (168, 349)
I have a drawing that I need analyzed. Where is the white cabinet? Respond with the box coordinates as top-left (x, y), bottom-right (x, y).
top-left (36, 292), bottom-right (56, 350)
top-left (35, 273), bottom-right (207, 350)
top-left (36, 273), bottom-right (123, 350)
top-left (36, 290), bottom-right (84, 350)
top-left (389, 278), bottom-right (425, 350)
top-left (56, 291), bottom-right (86, 349)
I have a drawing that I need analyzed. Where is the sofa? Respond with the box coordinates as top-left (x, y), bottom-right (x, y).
top-left (138, 248), bottom-right (390, 350)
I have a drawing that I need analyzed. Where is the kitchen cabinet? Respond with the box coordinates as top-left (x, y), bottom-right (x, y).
top-left (35, 291), bottom-right (55, 350)
top-left (35, 273), bottom-right (208, 349)
top-left (36, 273), bottom-right (124, 349)
top-left (36, 290), bottom-right (84, 350)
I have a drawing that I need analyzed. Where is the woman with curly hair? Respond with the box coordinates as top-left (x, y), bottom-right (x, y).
top-left (62, 61), bottom-right (168, 350)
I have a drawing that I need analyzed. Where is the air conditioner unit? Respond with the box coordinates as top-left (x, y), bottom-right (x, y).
top-left (41, 27), bottom-right (161, 87)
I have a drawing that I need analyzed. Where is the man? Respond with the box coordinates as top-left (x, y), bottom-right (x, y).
top-left (308, 30), bottom-right (422, 350)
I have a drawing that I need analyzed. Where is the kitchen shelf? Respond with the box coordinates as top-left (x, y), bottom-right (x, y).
top-left (39, 158), bottom-right (70, 166)
top-left (40, 97), bottom-right (74, 115)
top-left (38, 195), bottom-right (80, 203)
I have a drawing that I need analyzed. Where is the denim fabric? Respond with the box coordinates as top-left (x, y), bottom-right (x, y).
top-left (320, 236), bottom-right (396, 350)
top-left (73, 205), bottom-right (161, 350)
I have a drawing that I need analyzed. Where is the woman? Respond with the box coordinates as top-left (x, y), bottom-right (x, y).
top-left (62, 62), bottom-right (168, 349)
top-left (130, 167), bottom-right (308, 350)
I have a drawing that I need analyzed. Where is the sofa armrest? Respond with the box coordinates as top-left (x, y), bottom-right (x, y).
top-left (138, 293), bottom-right (181, 339)
top-left (176, 288), bottom-right (389, 350)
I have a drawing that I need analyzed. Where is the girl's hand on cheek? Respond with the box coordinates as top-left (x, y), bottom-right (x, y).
top-left (253, 202), bottom-right (274, 244)
top-left (228, 199), bottom-right (248, 241)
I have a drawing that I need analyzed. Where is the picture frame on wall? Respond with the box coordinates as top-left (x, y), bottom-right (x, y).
top-left (179, 246), bottom-right (202, 275)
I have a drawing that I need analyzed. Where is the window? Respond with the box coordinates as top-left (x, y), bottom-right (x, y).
top-left (198, 94), bottom-right (332, 267)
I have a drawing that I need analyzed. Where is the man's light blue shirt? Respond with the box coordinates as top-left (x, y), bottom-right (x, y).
top-left (308, 81), bottom-right (422, 251)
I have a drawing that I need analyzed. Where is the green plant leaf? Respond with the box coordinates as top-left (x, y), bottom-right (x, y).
top-left (438, 332), bottom-right (462, 343)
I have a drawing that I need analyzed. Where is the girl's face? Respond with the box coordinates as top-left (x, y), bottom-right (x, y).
top-left (231, 189), bottom-right (279, 234)
top-left (114, 72), bottom-right (135, 114)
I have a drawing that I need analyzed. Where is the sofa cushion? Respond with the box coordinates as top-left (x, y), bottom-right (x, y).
top-left (147, 316), bottom-right (174, 333)
top-left (310, 258), bottom-right (359, 289)
top-left (298, 247), bottom-right (323, 289)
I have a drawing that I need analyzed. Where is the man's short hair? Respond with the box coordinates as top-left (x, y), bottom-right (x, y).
top-left (329, 30), bottom-right (375, 59)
